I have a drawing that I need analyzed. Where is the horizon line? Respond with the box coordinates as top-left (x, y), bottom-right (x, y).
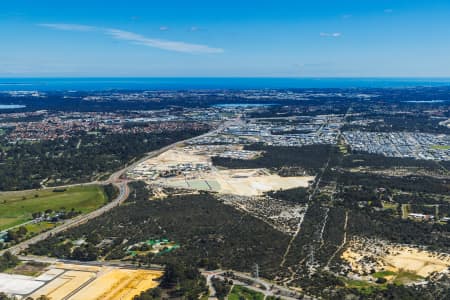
top-left (2, 76), bottom-right (450, 79)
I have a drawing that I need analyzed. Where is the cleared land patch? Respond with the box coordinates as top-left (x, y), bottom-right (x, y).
top-left (0, 261), bottom-right (162, 299)
top-left (128, 146), bottom-right (314, 196)
top-left (65, 267), bottom-right (162, 300)
top-left (341, 237), bottom-right (450, 282)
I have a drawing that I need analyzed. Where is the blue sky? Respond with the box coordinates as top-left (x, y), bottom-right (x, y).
top-left (1, 0), bottom-right (450, 77)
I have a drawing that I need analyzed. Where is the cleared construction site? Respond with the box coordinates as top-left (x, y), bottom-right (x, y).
top-left (0, 261), bottom-right (162, 300)
top-left (128, 146), bottom-right (314, 196)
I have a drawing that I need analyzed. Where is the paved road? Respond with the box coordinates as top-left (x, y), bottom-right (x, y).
top-left (1, 122), bottom-right (228, 255)
top-left (202, 269), bottom-right (306, 300)
top-left (17, 254), bottom-right (164, 271)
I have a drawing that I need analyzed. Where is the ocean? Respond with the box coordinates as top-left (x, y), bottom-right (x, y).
top-left (1, 77), bottom-right (450, 91)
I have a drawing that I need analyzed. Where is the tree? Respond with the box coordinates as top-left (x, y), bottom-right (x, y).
top-left (17, 226), bottom-right (28, 236)
top-left (32, 212), bottom-right (42, 219)
top-left (0, 251), bottom-right (20, 272)
top-left (0, 293), bottom-right (13, 300)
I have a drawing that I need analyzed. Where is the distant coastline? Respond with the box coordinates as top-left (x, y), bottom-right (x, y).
top-left (404, 100), bottom-right (448, 103)
top-left (0, 104), bottom-right (26, 109)
top-left (1, 77), bottom-right (450, 91)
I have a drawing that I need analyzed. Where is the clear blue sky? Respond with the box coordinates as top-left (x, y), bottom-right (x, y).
top-left (1, 0), bottom-right (450, 77)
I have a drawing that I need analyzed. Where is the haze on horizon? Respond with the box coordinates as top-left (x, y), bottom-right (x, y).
top-left (1, 0), bottom-right (450, 78)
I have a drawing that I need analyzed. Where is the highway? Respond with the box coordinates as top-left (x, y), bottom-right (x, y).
top-left (1, 122), bottom-right (228, 255)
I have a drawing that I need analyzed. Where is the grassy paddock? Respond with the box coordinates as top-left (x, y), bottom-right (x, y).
top-left (343, 278), bottom-right (385, 295)
top-left (24, 222), bottom-right (58, 234)
top-left (393, 270), bottom-right (423, 285)
top-left (0, 185), bottom-right (107, 230)
top-left (372, 270), bottom-right (396, 279)
top-left (343, 269), bottom-right (423, 295)
top-left (431, 145), bottom-right (450, 150)
top-left (228, 285), bottom-right (264, 300)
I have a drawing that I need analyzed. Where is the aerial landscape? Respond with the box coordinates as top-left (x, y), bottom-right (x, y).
top-left (1, 1), bottom-right (450, 300)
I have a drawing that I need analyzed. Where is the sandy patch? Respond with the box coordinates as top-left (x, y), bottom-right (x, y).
top-left (341, 237), bottom-right (450, 279)
top-left (214, 170), bottom-right (314, 196)
top-left (164, 170), bottom-right (314, 196)
top-left (130, 146), bottom-right (315, 196)
top-left (69, 268), bottom-right (162, 300)
top-left (384, 249), bottom-right (450, 277)
top-left (140, 148), bottom-right (209, 168)
top-left (30, 270), bottom-right (95, 300)
top-left (52, 262), bottom-right (101, 273)
top-left (11, 262), bottom-right (163, 300)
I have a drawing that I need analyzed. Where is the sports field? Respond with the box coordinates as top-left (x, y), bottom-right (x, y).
top-left (0, 185), bottom-right (108, 231)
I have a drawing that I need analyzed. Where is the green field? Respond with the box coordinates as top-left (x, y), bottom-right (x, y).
top-left (343, 278), bottom-right (385, 295)
top-left (228, 285), bottom-right (264, 300)
top-left (430, 145), bottom-right (450, 150)
top-left (342, 269), bottom-right (423, 295)
top-left (186, 180), bottom-right (210, 190)
top-left (0, 185), bottom-right (108, 231)
top-left (372, 270), bottom-right (396, 279)
top-left (338, 144), bottom-right (348, 154)
top-left (24, 222), bottom-right (58, 234)
top-left (169, 179), bottom-right (221, 191)
top-left (392, 271), bottom-right (423, 285)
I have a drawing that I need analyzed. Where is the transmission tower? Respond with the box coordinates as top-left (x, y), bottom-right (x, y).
top-left (253, 263), bottom-right (259, 279)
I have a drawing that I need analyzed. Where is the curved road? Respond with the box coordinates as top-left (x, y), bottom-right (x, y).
top-left (2, 122), bottom-right (229, 255)
top-left (202, 269), bottom-right (305, 300)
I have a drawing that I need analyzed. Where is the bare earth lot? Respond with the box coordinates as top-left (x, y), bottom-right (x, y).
top-left (130, 146), bottom-right (314, 196)
top-left (0, 261), bottom-right (162, 299)
top-left (168, 168), bottom-right (313, 196)
top-left (341, 237), bottom-right (450, 282)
